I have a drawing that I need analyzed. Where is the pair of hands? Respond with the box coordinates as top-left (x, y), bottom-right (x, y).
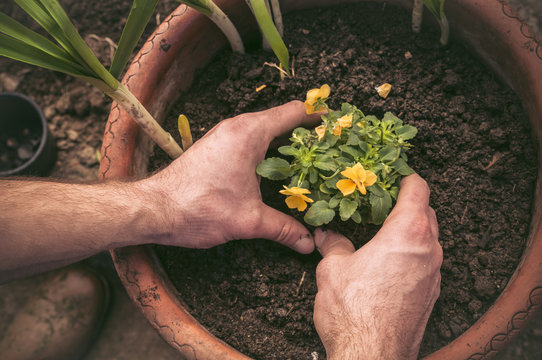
top-left (144, 101), bottom-right (442, 359)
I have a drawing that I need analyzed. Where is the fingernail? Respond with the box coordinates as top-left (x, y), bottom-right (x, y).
top-left (294, 234), bottom-right (314, 254)
top-left (314, 228), bottom-right (327, 249)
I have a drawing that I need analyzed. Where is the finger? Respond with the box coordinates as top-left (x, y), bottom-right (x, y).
top-left (392, 173), bottom-right (431, 213)
top-left (257, 101), bottom-right (323, 141)
top-left (252, 205), bottom-right (315, 254)
top-left (314, 229), bottom-right (355, 258)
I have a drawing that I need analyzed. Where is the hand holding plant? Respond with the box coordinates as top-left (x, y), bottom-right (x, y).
top-left (257, 85), bottom-right (418, 226)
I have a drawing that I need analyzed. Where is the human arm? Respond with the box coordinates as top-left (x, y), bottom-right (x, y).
top-left (0, 101), bottom-right (320, 282)
top-left (312, 174), bottom-right (442, 360)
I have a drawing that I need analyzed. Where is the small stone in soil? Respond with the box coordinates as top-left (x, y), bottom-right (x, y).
top-left (6, 138), bottom-right (18, 148)
top-left (17, 144), bottom-right (33, 160)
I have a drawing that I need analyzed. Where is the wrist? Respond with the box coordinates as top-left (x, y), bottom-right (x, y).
top-left (131, 178), bottom-right (178, 246)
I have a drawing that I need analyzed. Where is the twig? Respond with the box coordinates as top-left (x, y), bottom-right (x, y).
top-left (295, 271), bottom-right (306, 296)
top-left (460, 205), bottom-right (468, 225)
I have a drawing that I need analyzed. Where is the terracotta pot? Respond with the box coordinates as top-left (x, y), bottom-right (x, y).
top-left (100, 0), bottom-right (542, 358)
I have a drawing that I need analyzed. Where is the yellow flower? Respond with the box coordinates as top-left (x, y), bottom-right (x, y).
top-left (305, 84), bottom-right (330, 114)
top-left (337, 114), bottom-right (353, 128)
top-left (333, 124), bottom-right (342, 136)
top-left (332, 114), bottom-right (353, 137)
top-left (315, 125), bottom-right (326, 141)
top-left (279, 186), bottom-right (314, 211)
top-left (336, 163), bottom-right (377, 196)
top-left (376, 83), bottom-right (392, 99)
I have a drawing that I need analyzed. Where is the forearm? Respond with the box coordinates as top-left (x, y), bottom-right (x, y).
top-left (0, 179), bottom-right (169, 282)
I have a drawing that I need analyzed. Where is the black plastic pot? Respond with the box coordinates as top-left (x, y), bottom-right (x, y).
top-left (0, 93), bottom-right (56, 177)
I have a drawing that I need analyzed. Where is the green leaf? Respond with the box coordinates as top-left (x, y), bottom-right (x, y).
top-left (15, 0), bottom-right (117, 88)
top-left (0, 32), bottom-right (85, 76)
top-left (396, 125), bottom-right (418, 140)
top-left (256, 157), bottom-right (292, 180)
top-left (382, 112), bottom-right (402, 126)
top-left (339, 145), bottom-right (361, 159)
top-left (370, 191), bottom-right (392, 225)
top-left (351, 211), bottom-right (362, 224)
top-left (110, 0), bottom-right (159, 79)
top-left (178, 0), bottom-right (212, 16)
top-left (0, 11), bottom-right (75, 63)
top-left (422, 0), bottom-right (445, 20)
top-left (368, 183), bottom-right (386, 197)
top-left (328, 194), bottom-right (341, 209)
top-left (339, 198), bottom-right (358, 221)
top-left (346, 131), bottom-right (362, 146)
top-left (390, 158), bottom-right (414, 176)
top-left (313, 155), bottom-right (337, 172)
top-left (278, 145), bottom-right (298, 156)
top-left (249, 0), bottom-right (290, 74)
top-left (379, 144), bottom-right (400, 162)
top-left (304, 200), bottom-right (335, 226)
top-left (309, 167), bottom-right (318, 183)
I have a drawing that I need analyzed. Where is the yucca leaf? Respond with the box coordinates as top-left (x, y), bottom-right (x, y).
top-left (0, 33), bottom-right (87, 76)
top-left (178, 0), bottom-right (212, 16)
top-left (422, 0), bottom-right (444, 20)
top-left (0, 11), bottom-right (72, 62)
top-left (110, 0), bottom-right (159, 79)
top-left (12, 0), bottom-right (97, 78)
top-left (249, 0), bottom-right (289, 74)
top-left (37, 0), bottom-right (117, 88)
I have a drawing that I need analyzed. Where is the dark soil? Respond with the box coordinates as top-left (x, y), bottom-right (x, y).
top-left (152, 2), bottom-right (539, 360)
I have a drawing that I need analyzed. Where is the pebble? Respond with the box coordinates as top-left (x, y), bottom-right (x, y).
top-left (17, 144), bottom-right (33, 160)
top-left (0, 73), bottom-right (22, 92)
top-left (66, 129), bottom-right (79, 141)
top-left (78, 145), bottom-right (98, 166)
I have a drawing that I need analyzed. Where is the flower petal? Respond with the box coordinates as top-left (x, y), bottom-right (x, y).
top-left (333, 124), bottom-right (342, 136)
top-left (319, 84), bottom-right (331, 98)
top-left (285, 195), bottom-right (308, 211)
top-left (364, 171), bottom-right (377, 187)
top-left (340, 166), bottom-right (358, 181)
top-left (337, 114), bottom-right (352, 128)
top-left (315, 125), bottom-right (326, 141)
top-left (337, 179), bottom-right (356, 196)
top-left (356, 181), bottom-right (367, 195)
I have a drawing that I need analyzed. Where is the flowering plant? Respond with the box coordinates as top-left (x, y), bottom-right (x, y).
top-left (257, 85), bottom-right (418, 226)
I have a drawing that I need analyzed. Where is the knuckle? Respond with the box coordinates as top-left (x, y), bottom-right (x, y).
top-left (275, 221), bottom-right (297, 247)
top-left (407, 214), bottom-right (433, 240)
top-left (315, 258), bottom-right (335, 284)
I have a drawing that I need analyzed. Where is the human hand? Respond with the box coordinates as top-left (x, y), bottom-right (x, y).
top-left (142, 101), bottom-right (321, 253)
top-left (312, 174), bottom-right (442, 360)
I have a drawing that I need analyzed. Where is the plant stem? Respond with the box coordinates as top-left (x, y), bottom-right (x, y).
top-left (206, 1), bottom-right (245, 53)
top-left (439, 13), bottom-right (449, 45)
top-left (108, 83), bottom-right (183, 159)
top-left (269, 0), bottom-right (283, 37)
top-left (412, 0), bottom-right (423, 33)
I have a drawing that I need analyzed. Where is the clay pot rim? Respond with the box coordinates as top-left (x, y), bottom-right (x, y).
top-left (100, 1), bottom-right (542, 359)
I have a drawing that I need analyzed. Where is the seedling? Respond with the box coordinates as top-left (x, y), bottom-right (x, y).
top-left (177, 0), bottom-right (244, 53)
top-left (0, 0), bottom-right (183, 158)
top-left (246, 0), bottom-right (290, 76)
top-left (257, 85), bottom-right (418, 226)
top-left (412, 0), bottom-right (449, 45)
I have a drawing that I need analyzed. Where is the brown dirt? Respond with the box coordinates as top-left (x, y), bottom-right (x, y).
top-left (151, 2), bottom-right (539, 360)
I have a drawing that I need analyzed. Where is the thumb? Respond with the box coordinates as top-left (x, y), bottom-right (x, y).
top-left (253, 205), bottom-right (315, 254)
top-left (315, 229), bottom-right (355, 257)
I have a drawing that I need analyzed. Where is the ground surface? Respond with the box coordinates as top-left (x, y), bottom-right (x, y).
top-left (1, 0), bottom-right (542, 359)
